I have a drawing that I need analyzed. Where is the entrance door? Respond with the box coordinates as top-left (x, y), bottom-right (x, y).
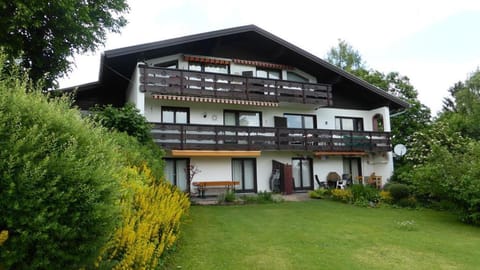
top-left (232, 158), bottom-right (257, 193)
top-left (292, 158), bottom-right (313, 190)
top-left (164, 158), bottom-right (189, 192)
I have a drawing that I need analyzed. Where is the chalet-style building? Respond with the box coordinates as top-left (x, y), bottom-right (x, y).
top-left (68, 25), bottom-right (408, 195)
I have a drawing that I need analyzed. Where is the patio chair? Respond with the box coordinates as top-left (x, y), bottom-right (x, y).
top-left (326, 171), bottom-right (341, 189)
top-left (336, 179), bottom-right (347, 189)
top-left (315, 175), bottom-right (328, 189)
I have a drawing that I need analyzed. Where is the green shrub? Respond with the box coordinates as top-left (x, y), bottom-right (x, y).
top-left (241, 191), bottom-right (282, 204)
top-left (91, 103), bottom-right (153, 144)
top-left (218, 189), bottom-right (236, 203)
top-left (91, 104), bottom-right (165, 180)
top-left (110, 131), bottom-right (165, 180)
top-left (396, 197), bottom-right (418, 208)
top-left (256, 191), bottom-right (274, 203)
top-left (350, 184), bottom-right (380, 204)
top-left (308, 188), bottom-right (328, 199)
top-left (387, 183), bottom-right (411, 202)
top-left (0, 77), bottom-right (120, 269)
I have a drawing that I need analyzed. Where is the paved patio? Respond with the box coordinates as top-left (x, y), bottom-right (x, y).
top-left (190, 192), bottom-right (311, 205)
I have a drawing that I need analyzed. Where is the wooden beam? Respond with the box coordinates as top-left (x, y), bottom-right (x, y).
top-left (314, 151), bottom-right (367, 157)
top-left (171, 150), bottom-right (261, 157)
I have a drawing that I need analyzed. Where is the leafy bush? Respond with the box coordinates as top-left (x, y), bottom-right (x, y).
top-left (309, 188), bottom-right (329, 199)
top-left (396, 197), bottom-right (418, 208)
top-left (218, 189), bottom-right (236, 203)
top-left (96, 165), bottom-right (190, 269)
top-left (331, 189), bottom-right (353, 203)
top-left (91, 103), bottom-right (153, 144)
top-left (0, 76), bottom-right (121, 269)
top-left (241, 191), bottom-right (282, 204)
top-left (110, 131), bottom-right (165, 180)
top-left (387, 183), bottom-right (411, 202)
top-left (256, 191), bottom-right (274, 202)
top-left (350, 184), bottom-right (379, 205)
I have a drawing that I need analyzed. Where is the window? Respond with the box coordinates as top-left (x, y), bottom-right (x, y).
top-left (224, 110), bottom-right (261, 127)
top-left (292, 157), bottom-right (313, 190)
top-left (256, 68), bottom-right (281, 80)
top-left (232, 158), bottom-right (257, 192)
top-left (188, 62), bottom-right (229, 90)
top-left (162, 107), bottom-right (189, 124)
top-left (372, 114), bottom-right (384, 131)
top-left (287, 71), bottom-right (309, 83)
top-left (164, 158), bottom-right (189, 192)
top-left (154, 60), bottom-right (178, 69)
top-left (335, 117), bottom-right (363, 131)
top-left (284, 114), bottom-right (316, 129)
top-left (188, 62), bottom-right (228, 74)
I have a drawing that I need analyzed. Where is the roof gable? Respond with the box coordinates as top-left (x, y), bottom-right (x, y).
top-left (73, 25), bottom-right (409, 110)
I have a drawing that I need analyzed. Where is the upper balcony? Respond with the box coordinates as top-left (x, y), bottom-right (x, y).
top-left (139, 65), bottom-right (333, 106)
top-left (151, 123), bottom-right (391, 153)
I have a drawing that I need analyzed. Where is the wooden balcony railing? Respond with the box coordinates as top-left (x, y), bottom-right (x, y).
top-left (139, 65), bottom-right (332, 106)
top-left (151, 123), bottom-right (391, 152)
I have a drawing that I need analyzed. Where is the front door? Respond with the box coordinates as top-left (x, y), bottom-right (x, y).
top-left (164, 158), bottom-right (190, 192)
top-left (292, 158), bottom-right (313, 190)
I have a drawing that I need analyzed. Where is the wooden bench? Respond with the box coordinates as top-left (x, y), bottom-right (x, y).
top-left (192, 181), bottom-right (240, 198)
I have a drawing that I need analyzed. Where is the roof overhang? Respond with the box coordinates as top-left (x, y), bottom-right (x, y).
top-left (64, 25), bottom-right (410, 111)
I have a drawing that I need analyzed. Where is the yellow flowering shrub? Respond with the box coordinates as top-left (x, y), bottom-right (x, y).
top-left (0, 230), bottom-right (8, 246)
top-left (331, 189), bottom-right (353, 203)
top-left (380, 190), bottom-right (393, 204)
top-left (96, 164), bottom-right (190, 269)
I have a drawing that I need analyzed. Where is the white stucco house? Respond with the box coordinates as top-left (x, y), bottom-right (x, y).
top-left (68, 25), bottom-right (408, 195)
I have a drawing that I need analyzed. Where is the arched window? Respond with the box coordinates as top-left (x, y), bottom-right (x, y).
top-left (372, 114), bottom-right (384, 131)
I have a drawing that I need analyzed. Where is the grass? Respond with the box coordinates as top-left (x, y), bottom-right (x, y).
top-left (166, 200), bottom-right (480, 270)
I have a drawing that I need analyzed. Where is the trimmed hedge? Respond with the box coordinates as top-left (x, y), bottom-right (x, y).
top-left (0, 65), bottom-right (190, 269)
top-left (0, 77), bottom-right (121, 268)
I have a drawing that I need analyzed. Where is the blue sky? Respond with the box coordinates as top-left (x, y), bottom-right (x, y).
top-left (60, 0), bottom-right (480, 115)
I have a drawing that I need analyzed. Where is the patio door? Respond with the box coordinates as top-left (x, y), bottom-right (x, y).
top-left (232, 158), bottom-right (257, 193)
top-left (343, 157), bottom-right (362, 183)
top-left (164, 158), bottom-right (190, 192)
top-left (292, 157), bottom-right (313, 190)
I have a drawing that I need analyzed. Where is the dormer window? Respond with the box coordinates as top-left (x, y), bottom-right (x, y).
top-left (256, 68), bottom-right (281, 80)
top-left (154, 60), bottom-right (178, 69)
top-left (188, 62), bottom-right (229, 74)
top-left (287, 71), bottom-right (309, 83)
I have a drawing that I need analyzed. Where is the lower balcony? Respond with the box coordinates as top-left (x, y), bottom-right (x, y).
top-left (151, 123), bottom-right (391, 153)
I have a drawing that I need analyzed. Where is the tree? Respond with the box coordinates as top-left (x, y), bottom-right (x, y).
top-left (439, 69), bottom-right (480, 140)
top-left (325, 40), bottom-right (431, 147)
top-left (326, 39), bottom-right (365, 74)
top-left (0, 0), bottom-right (129, 87)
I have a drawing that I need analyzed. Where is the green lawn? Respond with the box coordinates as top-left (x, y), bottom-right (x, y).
top-left (166, 200), bottom-right (480, 270)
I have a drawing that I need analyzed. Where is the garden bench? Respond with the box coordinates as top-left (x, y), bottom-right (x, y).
top-left (192, 180), bottom-right (240, 198)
